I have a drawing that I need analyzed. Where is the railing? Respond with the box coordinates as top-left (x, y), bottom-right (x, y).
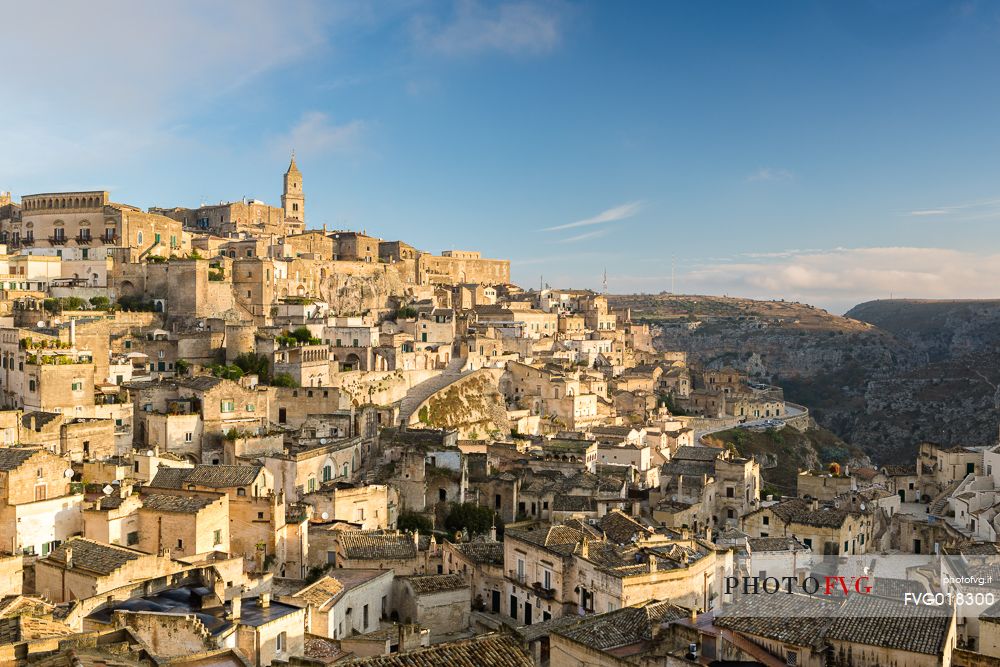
top-left (48, 236), bottom-right (67, 245)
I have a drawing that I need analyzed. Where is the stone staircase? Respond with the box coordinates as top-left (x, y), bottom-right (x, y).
top-left (396, 357), bottom-right (470, 427)
top-left (928, 479), bottom-right (964, 517)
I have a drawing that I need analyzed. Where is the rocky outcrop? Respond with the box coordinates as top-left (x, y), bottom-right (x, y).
top-left (614, 294), bottom-right (1000, 464)
top-left (405, 368), bottom-right (507, 439)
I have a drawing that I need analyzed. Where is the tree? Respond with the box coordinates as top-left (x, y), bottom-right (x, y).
top-left (271, 372), bottom-right (298, 388)
top-left (234, 352), bottom-right (270, 381)
top-left (445, 503), bottom-right (503, 538)
top-left (397, 511), bottom-right (433, 533)
top-left (210, 364), bottom-right (244, 381)
top-left (89, 296), bottom-right (111, 310)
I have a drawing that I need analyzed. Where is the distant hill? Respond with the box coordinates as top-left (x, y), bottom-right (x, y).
top-left (613, 294), bottom-right (1000, 463)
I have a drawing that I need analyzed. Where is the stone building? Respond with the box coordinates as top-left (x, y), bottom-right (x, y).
top-left (391, 573), bottom-right (470, 637)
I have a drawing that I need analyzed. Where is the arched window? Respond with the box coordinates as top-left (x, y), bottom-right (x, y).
top-left (137, 231), bottom-right (143, 245)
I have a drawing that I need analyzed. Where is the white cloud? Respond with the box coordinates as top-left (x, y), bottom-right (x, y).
top-left (747, 167), bottom-right (794, 182)
top-left (268, 112), bottom-right (368, 159)
top-left (412, 0), bottom-right (564, 57)
top-left (678, 246), bottom-right (1000, 313)
top-left (907, 209), bottom-right (948, 216)
top-left (903, 197), bottom-right (1000, 222)
top-left (558, 228), bottom-right (610, 243)
top-left (544, 201), bottom-right (643, 232)
top-left (0, 0), bottom-right (352, 182)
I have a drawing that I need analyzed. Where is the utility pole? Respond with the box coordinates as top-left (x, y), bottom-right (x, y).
top-left (671, 255), bottom-right (676, 294)
top-left (602, 267), bottom-right (608, 295)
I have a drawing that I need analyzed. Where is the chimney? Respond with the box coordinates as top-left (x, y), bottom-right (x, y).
top-left (260, 592), bottom-right (270, 609)
top-left (489, 523), bottom-right (497, 542)
top-left (231, 596), bottom-right (242, 620)
top-left (689, 608), bottom-right (698, 624)
top-left (649, 554), bottom-right (657, 573)
top-left (580, 537), bottom-right (589, 559)
top-left (413, 530), bottom-right (420, 548)
top-left (64, 546), bottom-right (73, 569)
top-left (69, 319), bottom-right (76, 347)
top-left (810, 499), bottom-right (819, 511)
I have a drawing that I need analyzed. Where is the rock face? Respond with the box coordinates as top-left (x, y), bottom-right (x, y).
top-left (409, 369), bottom-right (508, 439)
top-left (612, 294), bottom-right (1000, 464)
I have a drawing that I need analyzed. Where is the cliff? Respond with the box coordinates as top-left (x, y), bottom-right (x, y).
top-left (612, 294), bottom-right (1000, 464)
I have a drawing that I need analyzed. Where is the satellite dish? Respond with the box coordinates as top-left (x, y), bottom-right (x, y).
top-left (36, 321), bottom-right (45, 328)
top-left (860, 503), bottom-right (866, 511)
top-left (145, 450), bottom-right (154, 457)
top-left (63, 469), bottom-right (74, 478)
top-left (320, 438), bottom-right (328, 445)
top-left (112, 479), bottom-right (120, 485)
top-left (321, 512), bottom-right (329, 520)
top-left (102, 485), bottom-right (114, 495)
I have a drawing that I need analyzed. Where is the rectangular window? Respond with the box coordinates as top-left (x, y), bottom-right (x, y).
top-left (185, 432), bottom-right (193, 442)
top-left (276, 632), bottom-right (286, 653)
top-left (71, 382), bottom-right (82, 391)
top-left (213, 529), bottom-right (222, 545)
top-left (127, 531), bottom-right (139, 545)
top-left (220, 400), bottom-right (235, 413)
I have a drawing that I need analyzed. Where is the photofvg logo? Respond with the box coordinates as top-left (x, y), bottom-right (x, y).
top-left (724, 575), bottom-right (871, 597)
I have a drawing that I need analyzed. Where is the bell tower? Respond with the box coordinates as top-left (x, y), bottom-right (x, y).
top-left (282, 152), bottom-right (304, 222)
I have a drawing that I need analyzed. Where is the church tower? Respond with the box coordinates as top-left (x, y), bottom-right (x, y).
top-left (282, 153), bottom-right (304, 222)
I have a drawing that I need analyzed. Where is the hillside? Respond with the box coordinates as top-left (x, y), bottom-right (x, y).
top-left (613, 294), bottom-right (1000, 464)
top-left (704, 425), bottom-right (866, 496)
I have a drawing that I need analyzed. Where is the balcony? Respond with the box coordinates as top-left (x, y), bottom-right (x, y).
top-left (507, 569), bottom-right (526, 585)
top-left (48, 235), bottom-right (67, 245)
top-left (76, 234), bottom-right (92, 245)
top-left (531, 582), bottom-right (556, 599)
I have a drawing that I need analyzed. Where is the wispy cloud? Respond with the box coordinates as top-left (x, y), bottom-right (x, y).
top-left (268, 112), bottom-right (368, 159)
top-left (543, 201), bottom-right (643, 232)
top-left (747, 167), bottom-right (794, 183)
top-left (680, 246), bottom-right (1000, 313)
top-left (0, 0), bottom-right (352, 183)
top-left (411, 0), bottom-right (565, 57)
top-left (558, 228), bottom-right (610, 243)
top-left (904, 197), bottom-right (1000, 221)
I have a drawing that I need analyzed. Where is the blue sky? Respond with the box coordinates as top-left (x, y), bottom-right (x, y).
top-left (4, 0), bottom-right (1000, 312)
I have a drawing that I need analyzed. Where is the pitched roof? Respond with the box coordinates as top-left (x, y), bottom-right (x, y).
top-left (715, 594), bottom-right (838, 648)
top-left (826, 595), bottom-right (951, 655)
top-left (402, 574), bottom-right (468, 595)
top-left (598, 510), bottom-right (654, 544)
top-left (452, 540), bottom-right (504, 565)
top-left (141, 493), bottom-right (217, 514)
top-left (0, 448), bottom-right (42, 471)
top-left (762, 497), bottom-right (864, 528)
top-left (339, 531), bottom-right (417, 561)
top-left (747, 536), bottom-right (809, 553)
top-left (151, 464), bottom-right (262, 489)
top-left (673, 446), bottom-right (722, 462)
top-left (293, 575), bottom-right (344, 610)
top-left (46, 538), bottom-right (145, 576)
top-left (549, 601), bottom-right (689, 651)
top-left (340, 633), bottom-right (531, 666)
